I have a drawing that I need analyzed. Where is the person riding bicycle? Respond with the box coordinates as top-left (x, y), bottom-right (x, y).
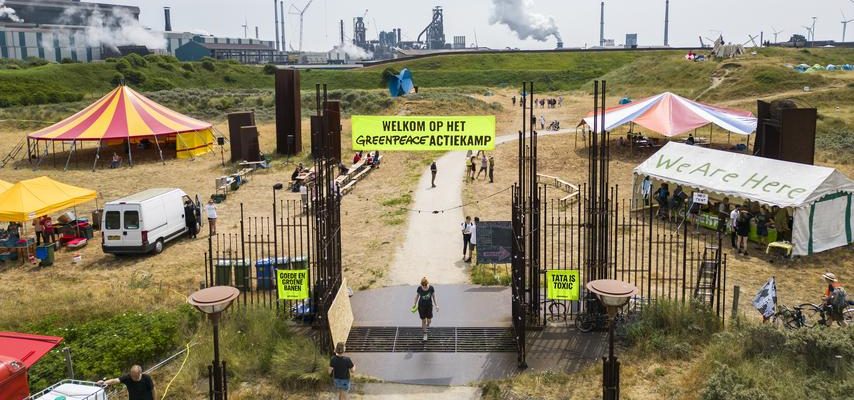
top-left (821, 272), bottom-right (848, 326)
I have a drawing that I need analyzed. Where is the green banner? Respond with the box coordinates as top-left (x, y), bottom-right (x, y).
top-left (546, 270), bottom-right (580, 301)
top-left (276, 269), bottom-right (309, 300)
top-left (352, 115), bottom-right (496, 151)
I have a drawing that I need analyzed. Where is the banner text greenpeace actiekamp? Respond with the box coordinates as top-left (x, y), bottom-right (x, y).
top-left (352, 116), bottom-right (496, 151)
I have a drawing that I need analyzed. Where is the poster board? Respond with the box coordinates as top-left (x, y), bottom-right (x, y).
top-left (475, 221), bottom-right (513, 264)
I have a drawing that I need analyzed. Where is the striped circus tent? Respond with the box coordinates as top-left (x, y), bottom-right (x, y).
top-left (28, 85), bottom-right (215, 165)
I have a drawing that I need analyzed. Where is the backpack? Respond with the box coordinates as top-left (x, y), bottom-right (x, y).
top-left (831, 286), bottom-right (848, 310)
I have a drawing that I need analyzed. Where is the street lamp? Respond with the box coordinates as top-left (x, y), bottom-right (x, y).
top-left (586, 279), bottom-right (638, 400)
top-left (188, 286), bottom-right (240, 400)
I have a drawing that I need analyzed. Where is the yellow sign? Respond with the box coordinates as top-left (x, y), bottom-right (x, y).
top-left (546, 270), bottom-right (580, 300)
top-left (352, 115), bottom-right (496, 151)
top-left (276, 269), bottom-right (309, 300)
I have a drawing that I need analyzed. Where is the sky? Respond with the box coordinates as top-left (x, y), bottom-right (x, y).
top-left (100, 0), bottom-right (854, 51)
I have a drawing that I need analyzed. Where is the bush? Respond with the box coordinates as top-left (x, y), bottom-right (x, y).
top-left (201, 60), bottom-right (216, 71)
top-left (115, 58), bottom-right (131, 73)
top-left (156, 61), bottom-right (176, 72)
top-left (24, 57), bottom-right (49, 67)
top-left (181, 71), bottom-right (193, 79)
top-left (25, 308), bottom-right (195, 392)
top-left (701, 364), bottom-right (771, 400)
top-left (104, 57), bottom-right (118, 63)
top-left (110, 72), bottom-right (125, 86)
top-left (143, 54), bottom-right (164, 63)
top-left (145, 77), bottom-right (175, 91)
top-left (161, 55), bottom-right (179, 64)
top-left (180, 62), bottom-right (195, 72)
top-left (623, 300), bottom-right (722, 360)
top-left (60, 58), bottom-right (76, 64)
top-left (124, 53), bottom-right (148, 67)
top-left (200, 56), bottom-right (216, 63)
top-left (124, 69), bottom-right (147, 85)
top-left (263, 63), bottom-right (277, 75)
top-left (223, 74), bottom-right (237, 83)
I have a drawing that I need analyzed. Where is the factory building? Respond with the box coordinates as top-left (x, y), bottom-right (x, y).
top-left (0, 0), bottom-right (139, 62)
top-left (174, 36), bottom-right (276, 64)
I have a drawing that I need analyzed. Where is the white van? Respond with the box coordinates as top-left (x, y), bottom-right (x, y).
top-left (102, 188), bottom-right (194, 255)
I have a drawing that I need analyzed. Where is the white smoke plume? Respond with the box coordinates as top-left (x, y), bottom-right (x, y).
top-left (57, 7), bottom-right (166, 51)
top-left (0, 0), bottom-right (23, 23)
top-left (489, 0), bottom-right (562, 42)
top-left (334, 42), bottom-right (373, 60)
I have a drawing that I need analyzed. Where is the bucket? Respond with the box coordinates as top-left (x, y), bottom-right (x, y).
top-left (72, 254), bottom-right (82, 264)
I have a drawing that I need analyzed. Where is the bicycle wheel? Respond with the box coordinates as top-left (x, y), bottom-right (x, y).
top-left (548, 301), bottom-right (567, 321)
top-left (797, 304), bottom-right (823, 328)
top-left (575, 315), bottom-right (595, 333)
top-left (843, 308), bottom-right (854, 326)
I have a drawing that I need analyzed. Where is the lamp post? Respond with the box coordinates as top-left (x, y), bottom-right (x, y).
top-left (188, 286), bottom-right (240, 400)
top-left (586, 279), bottom-right (638, 400)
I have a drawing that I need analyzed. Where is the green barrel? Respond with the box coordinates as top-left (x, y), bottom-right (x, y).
top-left (215, 259), bottom-right (233, 286)
top-left (233, 260), bottom-right (250, 291)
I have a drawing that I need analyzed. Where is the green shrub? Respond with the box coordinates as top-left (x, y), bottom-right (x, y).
top-left (816, 127), bottom-right (854, 154)
top-left (110, 72), bottom-right (125, 86)
top-left (124, 69), bottom-right (147, 85)
top-left (115, 58), bottom-right (131, 73)
top-left (701, 363), bottom-right (771, 400)
top-left (201, 60), bottom-right (216, 71)
top-left (146, 77), bottom-right (175, 91)
top-left (222, 59), bottom-right (240, 65)
top-left (223, 74), bottom-right (237, 83)
top-left (124, 53), bottom-right (148, 67)
top-left (623, 300), bottom-right (722, 360)
top-left (156, 61), bottom-right (176, 72)
top-left (25, 307), bottom-right (195, 392)
top-left (263, 63), bottom-right (277, 75)
top-left (181, 71), bottom-right (192, 79)
top-left (24, 57), bottom-right (49, 67)
top-left (60, 58), bottom-right (75, 64)
top-left (104, 57), bottom-right (118, 63)
top-left (143, 54), bottom-right (163, 63)
top-left (162, 55), bottom-right (179, 63)
top-left (200, 56), bottom-right (216, 63)
top-left (180, 62), bottom-right (195, 72)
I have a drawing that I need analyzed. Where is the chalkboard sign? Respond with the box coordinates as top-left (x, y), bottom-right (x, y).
top-left (476, 221), bottom-right (513, 264)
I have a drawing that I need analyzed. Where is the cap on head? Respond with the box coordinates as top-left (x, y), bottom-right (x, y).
top-left (822, 272), bottom-right (838, 282)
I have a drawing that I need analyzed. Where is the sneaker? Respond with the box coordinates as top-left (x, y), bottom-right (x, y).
top-left (422, 333), bottom-right (428, 341)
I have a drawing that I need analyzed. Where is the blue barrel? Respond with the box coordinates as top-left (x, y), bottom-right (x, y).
top-left (256, 257), bottom-right (288, 290)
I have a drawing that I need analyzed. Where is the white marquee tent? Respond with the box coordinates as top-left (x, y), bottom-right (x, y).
top-left (634, 142), bottom-right (854, 255)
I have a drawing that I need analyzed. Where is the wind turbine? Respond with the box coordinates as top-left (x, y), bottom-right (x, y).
top-left (242, 18), bottom-right (248, 38)
top-left (803, 25), bottom-right (814, 41)
top-left (842, 11), bottom-right (854, 42)
top-left (771, 27), bottom-right (783, 43)
top-left (810, 16), bottom-right (817, 41)
top-left (289, 0), bottom-right (314, 52)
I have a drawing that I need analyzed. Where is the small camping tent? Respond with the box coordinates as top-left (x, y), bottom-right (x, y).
top-left (0, 176), bottom-right (97, 222)
top-left (27, 85), bottom-right (215, 167)
top-left (579, 92), bottom-right (757, 137)
top-left (634, 142), bottom-right (854, 255)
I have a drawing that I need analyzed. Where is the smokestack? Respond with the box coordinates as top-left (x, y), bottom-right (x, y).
top-left (340, 19), bottom-right (344, 45)
top-left (274, 0), bottom-right (279, 51)
top-left (164, 7), bottom-right (172, 32)
top-left (663, 0), bottom-right (670, 46)
top-left (397, 28), bottom-right (401, 44)
top-left (280, 1), bottom-right (285, 52)
top-left (256, 26), bottom-right (259, 40)
top-left (599, 2), bottom-right (605, 47)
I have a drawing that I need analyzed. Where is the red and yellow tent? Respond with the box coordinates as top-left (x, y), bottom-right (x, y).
top-left (28, 85), bottom-right (215, 160)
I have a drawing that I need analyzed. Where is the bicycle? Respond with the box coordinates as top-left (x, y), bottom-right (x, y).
top-left (771, 303), bottom-right (848, 329)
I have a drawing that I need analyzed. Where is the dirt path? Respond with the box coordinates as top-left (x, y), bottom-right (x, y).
top-left (386, 129), bottom-right (574, 286)
top-left (317, 383), bottom-right (481, 399)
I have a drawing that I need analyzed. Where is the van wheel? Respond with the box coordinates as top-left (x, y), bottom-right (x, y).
top-left (153, 239), bottom-right (164, 254)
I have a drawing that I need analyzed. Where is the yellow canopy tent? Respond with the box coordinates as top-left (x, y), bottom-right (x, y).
top-left (0, 179), bottom-right (11, 193)
top-left (0, 176), bottom-right (97, 222)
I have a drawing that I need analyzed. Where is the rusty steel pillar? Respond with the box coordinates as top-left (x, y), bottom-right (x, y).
top-left (275, 68), bottom-right (302, 155)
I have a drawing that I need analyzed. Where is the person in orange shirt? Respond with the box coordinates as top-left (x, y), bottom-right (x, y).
top-left (821, 272), bottom-right (848, 326)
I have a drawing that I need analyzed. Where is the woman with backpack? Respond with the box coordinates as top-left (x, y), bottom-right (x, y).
top-left (822, 272), bottom-right (848, 327)
top-left (735, 208), bottom-right (751, 256)
top-left (654, 183), bottom-right (669, 219)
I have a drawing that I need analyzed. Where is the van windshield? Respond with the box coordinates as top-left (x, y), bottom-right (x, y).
top-left (105, 211), bottom-right (120, 230)
top-left (124, 211), bottom-right (140, 229)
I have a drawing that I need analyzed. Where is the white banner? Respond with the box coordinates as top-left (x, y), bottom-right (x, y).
top-left (752, 277), bottom-right (777, 318)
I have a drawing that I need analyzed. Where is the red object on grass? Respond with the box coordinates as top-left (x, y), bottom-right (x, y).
top-left (0, 332), bottom-right (63, 400)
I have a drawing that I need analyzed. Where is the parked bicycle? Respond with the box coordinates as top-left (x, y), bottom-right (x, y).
top-left (770, 303), bottom-right (850, 329)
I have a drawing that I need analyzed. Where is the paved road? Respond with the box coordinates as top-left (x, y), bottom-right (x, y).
top-left (386, 129), bottom-right (574, 286)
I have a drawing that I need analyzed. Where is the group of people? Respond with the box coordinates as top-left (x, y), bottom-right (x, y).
top-left (352, 151), bottom-right (381, 169)
top-left (643, 177), bottom-right (793, 256)
top-left (512, 95), bottom-right (562, 109)
top-left (467, 151), bottom-right (495, 183)
top-left (32, 215), bottom-right (56, 246)
top-left (182, 198), bottom-right (218, 239)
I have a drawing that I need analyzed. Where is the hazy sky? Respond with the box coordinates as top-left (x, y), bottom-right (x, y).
top-left (102, 0), bottom-right (854, 51)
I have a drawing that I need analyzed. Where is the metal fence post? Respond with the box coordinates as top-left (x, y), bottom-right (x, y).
top-left (63, 347), bottom-right (74, 379)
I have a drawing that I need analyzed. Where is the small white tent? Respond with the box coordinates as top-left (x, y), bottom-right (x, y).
top-left (634, 142), bottom-right (854, 255)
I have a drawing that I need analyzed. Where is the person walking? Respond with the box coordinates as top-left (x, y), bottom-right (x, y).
top-left (654, 183), bottom-right (669, 219)
top-left (430, 161), bottom-right (437, 188)
top-left (736, 208), bottom-right (751, 255)
top-left (461, 216), bottom-right (473, 259)
top-left (465, 217), bottom-right (479, 263)
top-left (329, 342), bottom-right (355, 399)
top-left (413, 277), bottom-right (438, 341)
top-left (488, 156), bottom-right (495, 183)
top-left (476, 153), bottom-right (488, 179)
top-left (205, 199), bottom-right (218, 236)
top-left (98, 365), bottom-right (156, 400)
top-left (511, 95), bottom-right (516, 106)
top-left (184, 199), bottom-right (197, 239)
top-left (469, 156), bottom-right (476, 181)
top-left (539, 115), bottom-right (546, 130)
top-left (729, 205), bottom-right (740, 248)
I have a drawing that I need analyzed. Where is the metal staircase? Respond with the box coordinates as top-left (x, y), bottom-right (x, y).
top-left (693, 245), bottom-right (721, 307)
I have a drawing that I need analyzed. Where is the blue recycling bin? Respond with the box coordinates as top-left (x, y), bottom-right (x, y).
top-left (255, 257), bottom-right (288, 290)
